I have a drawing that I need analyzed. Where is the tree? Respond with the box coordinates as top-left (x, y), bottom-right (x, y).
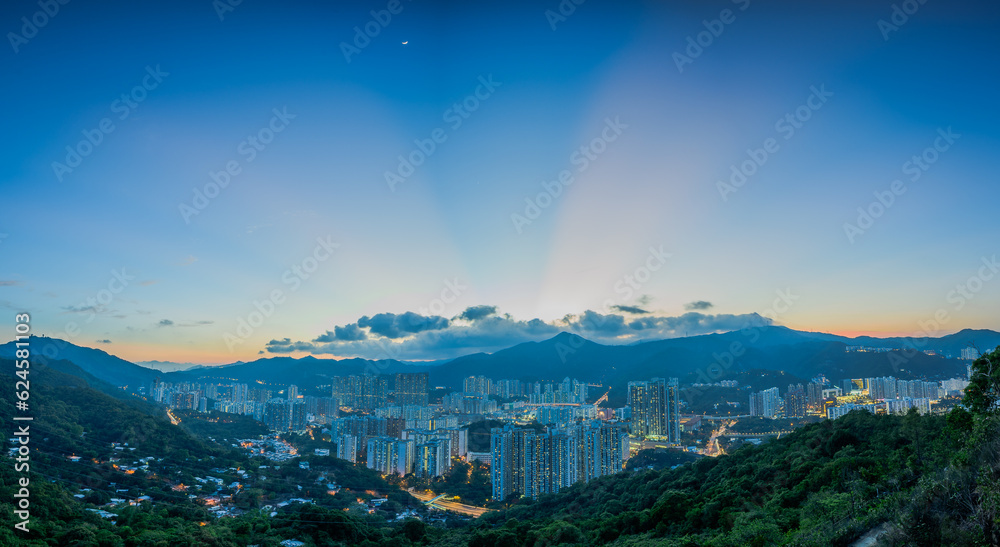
top-left (402, 518), bottom-right (426, 542)
top-left (964, 347), bottom-right (1000, 416)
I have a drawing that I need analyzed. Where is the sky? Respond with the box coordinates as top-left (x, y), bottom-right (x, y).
top-left (1, 0), bottom-right (998, 365)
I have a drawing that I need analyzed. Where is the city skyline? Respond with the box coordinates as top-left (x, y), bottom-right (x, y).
top-left (3, 0), bottom-right (999, 365)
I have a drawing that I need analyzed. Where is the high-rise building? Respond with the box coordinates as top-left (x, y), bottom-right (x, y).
top-left (263, 398), bottom-right (288, 431)
top-left (330, 375), bottom-right (388, 410)
top-left (866, 377), bottom-right (900, 400)
top-left (331, 375), bottom-right (360, 408)
top-left (290, 400), bottom-right (307, 431)
top-left (784, 385), bottom-right (806, 418)
top-left (491, 425), bottom-right (529, 502)
top-left (579, 421), bottom-right (627, 482)
top-left (492, 378), bottom-right (523, 399)
top-left (234, 383), bottom-right (249, 404)
top-left (415, 439), bottom-right (450, 478)
top-left (263, 398), bottom-right (307, 432)
top-left (549, 431), bottom-right (579, 493)
top-left (367, 436), bottom-right (415, 476)
top-left (304, 396), bottom-right (339, 423)
top-left (171, 391), bottom-right (198, 410)
top-left (884, 397), bottom-right (932, 415)
top-left (367, 436), bottom-right (394, 474)
top-left (359, 375), bottom-right (389, 411)
top-left (490, 421), bottom-right (627, 501)
top-left (841, 379), bottom-right (855, 395)
top-left (627, 378), bottom-right (680, 442)
top-left (440, 427), bottom-right (468, 458)
top-left (961, 347), bottom-right (981, 361)
top-left (806, 382), bottom-right (823, 408)
top-left (336, 434), bottom-right (358, 462)
top-left (151, 378), bottom-right (163, 402)
top-left (463, 376), bottom-right (491, 396)
top-left (394, 373), bottom-right (429, 407)
top-left (750, 387), bottom-right (780, 418)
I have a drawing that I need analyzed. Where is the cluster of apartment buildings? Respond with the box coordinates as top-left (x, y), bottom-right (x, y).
top-left (490, 421), bottom-right (629, 501)
top-left (486, 377), bottom-right (682, 500)
top-left (328, 410), bottom-right (467, 479)
top-left (329, 372), bottom-right (429, 411)
top-left (748, 374), bottom-right (971, 420)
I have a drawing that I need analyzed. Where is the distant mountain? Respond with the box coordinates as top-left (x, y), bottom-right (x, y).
top-left (421, 327), bottom-right (989, 405)
top-left (4, 328), bottom-right (996, 399)
top-left (0, 335), bottom-right (158, 390)
top-left (833, 328), bottom-right (1000, 355)
top-left (136, 360), bottom-right (213, 372)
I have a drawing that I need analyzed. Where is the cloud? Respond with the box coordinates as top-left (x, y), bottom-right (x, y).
top-left (178, 255), bottom-right (198, 266)
top-left (266, 338), bottom-right (319, 353)
top-left (457, 305), bottom-right (498, 322)
top-left (0, 280), bottom-right (21, 287)
top-left (357, 312), bottom-right (449, 339)
top-left (96, 339), bottom-right (112, 344)
top-left (63, 305), bottom-right (100, 314)
top-left (566, 311), bottom-right (629, 335)
top-left (262, 303), bottom-right (773, 361)
top-left (685, 300), bottom-right (714, 311)
top-left (314, 323), bottom-right (368, 342)
top-left (158, 318), bottom-right (212, 328)
top-left (610, 305), bottom-right (649, 315)
top-left (626, 311), bottom-right (770, 336)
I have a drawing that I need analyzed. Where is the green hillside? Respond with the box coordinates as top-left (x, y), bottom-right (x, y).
top-left (448, 348), bottom-right (1000, 546)
top-left (0, 358), bottom-right (423, 546)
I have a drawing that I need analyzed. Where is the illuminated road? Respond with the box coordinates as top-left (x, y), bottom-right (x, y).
top-left (410, 490), bottom-right (492, 518)
top-left (702, 421), bottom-right (735, 457)
top-left (594, 388), bottom-right (611, 407)
top-left (166, 408), bottom-right (181, 425)
top-left (720, 431), bottom-right (796, 438)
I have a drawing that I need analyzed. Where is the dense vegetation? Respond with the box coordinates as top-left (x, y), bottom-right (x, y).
top-left (453, 410), bottom-right (964, 545)
top-left (175, 409), bottom-right (270, 441)
top-left (451, 347), bottom-right (1000, 546)
top-left (625, 449), bottom-right (700, 472)
top-left (680, 385), bottom-right (747, 415)
top-left (1, 347), bottom-right (998, 546)
top-left (0, 359), bottom-right (427, 546)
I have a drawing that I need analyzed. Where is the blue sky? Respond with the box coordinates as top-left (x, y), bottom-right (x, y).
top-left (1, 0), bottom-right (998, 363)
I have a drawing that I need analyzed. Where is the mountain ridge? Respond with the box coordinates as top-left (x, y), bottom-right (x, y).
top-left (3, 328), bottom-right (996, 395)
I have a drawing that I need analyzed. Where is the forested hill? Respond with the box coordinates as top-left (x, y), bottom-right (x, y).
top-left (460, 408), bottom-right (998, 546)
top-left (0, 358), bottom-right (419, 546)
